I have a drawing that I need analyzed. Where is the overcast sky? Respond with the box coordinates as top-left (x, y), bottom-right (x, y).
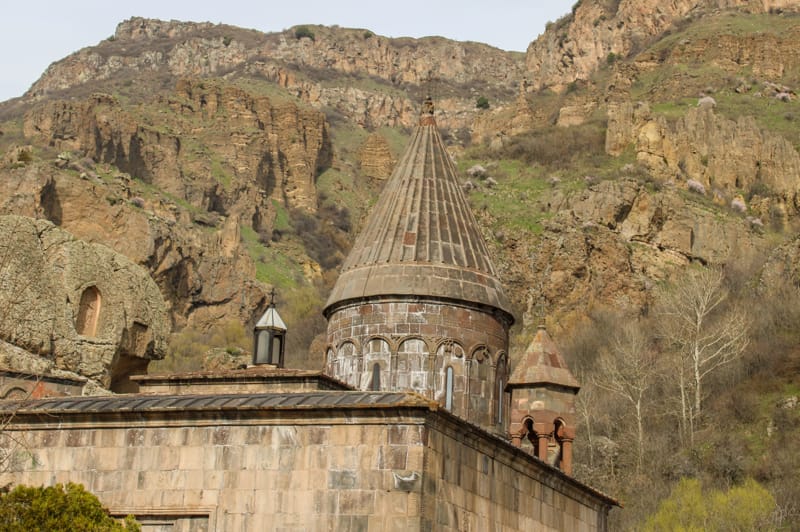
top-left (0, 1), bottom-right (574, 102)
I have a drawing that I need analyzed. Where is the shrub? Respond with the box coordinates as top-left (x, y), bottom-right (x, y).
top-left (476, 96), bottom-right (490, 110)
top-left (747, 181), bottom-right (770, 200)
top-left (222, 35), bottom-right (233, 47)
top-left (687, 179), bottom-right (706, 195)
top-left (487, 122), bottom-right (606, 168)
top-left (606, 52), bottom-right (617, 65)
top-left (698, 95), bottom-right (717, 108)
top-left (467, 164), bottom-right (488, 179)
top-left (643, 478), bottom-right (776, 532)
top-left (363, 30), bottom-right (374, 39)
top-left (294, 26), bottom-right (315, 41)
top-left (16, 149), bottom-right (33, 164)
top-left (566, 80), bottom-right (579, 94)
top-left (160, 319), bottom-right (249, 373)
top-left (0, 483), bottom-right (140, 531)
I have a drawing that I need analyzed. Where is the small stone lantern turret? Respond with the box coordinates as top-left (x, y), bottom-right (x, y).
top-left (253, 289), bottom-right (287, 367)
top-left (507, 325), bottom-right (580, 475)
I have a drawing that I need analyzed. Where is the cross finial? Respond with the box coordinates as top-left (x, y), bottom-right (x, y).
top-left (420, 96), bottom-right (436, 126)
top-left (536, 291), bottom-right (547, 329)
top-left (269, 288), bottom-right (276, 307)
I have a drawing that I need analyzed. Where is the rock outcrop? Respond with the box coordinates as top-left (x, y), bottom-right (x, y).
top-left (525, 0), bottom-right (800, 92)
top-left (24, 18), bottom-right (523, 131)
top-left (358, 133), bottom-right (394, 179)
top-left (23, 80), bottom-right (331, 213)
top-left (607, 102), bottom-right (800, 213)
top-left (0, 162), bottom-right (269, 337)
top-left (0, 215), bottom-right (169, 391)
top-left (487, 178), bottom-right (768, 332)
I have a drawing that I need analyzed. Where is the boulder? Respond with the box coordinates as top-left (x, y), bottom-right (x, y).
top-left (0, 215), bottom-right (169, 391)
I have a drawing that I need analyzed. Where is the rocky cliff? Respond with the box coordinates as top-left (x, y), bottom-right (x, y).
top-left (2, 7), bottom-right (800, 389)
top-left (525, 0), bottom-right (799, 92)
top-left (607, 103), bottom-right (800, 219)
top-left (22, 18), bottom-right (523, 131)
top-left (23, 79), bottom-right (331, 213)
top-left (475, 173), bottom-right (768, 334)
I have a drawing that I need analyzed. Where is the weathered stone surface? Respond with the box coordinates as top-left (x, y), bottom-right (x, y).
top-left (0, 165), bottom-right (268, 335)
top-left (525, 0), bottom-right (800, 93)
top-left (25, 18), bottom-right (522, 131)
top-left (607, 103), bottom-right (800, 208)
top-left (1, 145), bottom-right (34, 168)
top-left (23, 80), bottom-right (331, 212)
top-left (358, 133), bottom-right (394, 179)
top-left (0, 215), bottom-right (169, 389)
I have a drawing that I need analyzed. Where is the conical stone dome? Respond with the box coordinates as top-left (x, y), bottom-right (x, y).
top-left (324, 102), bottom-right (513, 321)
top-left (323, 99), bottom-right (513, 431)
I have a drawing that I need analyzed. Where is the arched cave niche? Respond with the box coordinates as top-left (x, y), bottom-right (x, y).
top-left (110, 321), bottom-right (153, 393)
top-left (109, 354), bottom-right (150, 394)
top-left (75, 286), bottom-right (102, 337)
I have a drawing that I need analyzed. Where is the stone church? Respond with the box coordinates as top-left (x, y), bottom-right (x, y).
top-left (0, 100), bottom-right (616, 530)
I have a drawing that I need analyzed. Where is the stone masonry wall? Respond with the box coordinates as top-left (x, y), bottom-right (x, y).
top-left (423, 418), bottom-right (609, 531)
top-left (325, 298), bottom-right (509, 430)
top-left (0, 413), bottom-right (428, 530)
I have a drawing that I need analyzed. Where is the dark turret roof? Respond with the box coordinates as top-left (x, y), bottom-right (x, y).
top-left (508, 326), bottom-right (580, 389)
top-left (323, 100), bottom-right (513, 322)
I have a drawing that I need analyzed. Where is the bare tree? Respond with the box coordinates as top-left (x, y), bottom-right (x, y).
top-left (593, 321), bottom-right (658, 474)
top-left (657, 267), bottom-right (749, 444)
top-left (574, 369), bottom-right (598, 469)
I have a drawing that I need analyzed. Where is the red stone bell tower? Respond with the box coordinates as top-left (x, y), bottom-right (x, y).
top-left (507, 325), bottom-right (580, 475)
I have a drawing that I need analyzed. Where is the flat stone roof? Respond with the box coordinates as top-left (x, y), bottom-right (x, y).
top-left (133, 368), bottom-right (351, 387)
top-left (0, 390), bottom-right (431, 415)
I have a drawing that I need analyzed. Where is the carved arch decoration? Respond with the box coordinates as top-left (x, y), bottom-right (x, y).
top-left (467, 343), bottom-right (492, 364)
top-left (493, 350), bottom-right (508, 371)
top-left (433, 338), bottom-right (465, 359)
top-left (324, 345), bottom-right (336, 362)
top-left (335, 337), bottom-right (362, 355)
top-left (365, 334), bottom-right (396, 353)
top-left (553, 417), bottom-right (576, 474)
top-left (432, 341), bottom-right (467, 417)
top-left (494, 352), bottom-right (509, 427)
top-left (393, 334), bottom-right (434, 356)
top-left (327, 341), bottom-right (360, 388)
